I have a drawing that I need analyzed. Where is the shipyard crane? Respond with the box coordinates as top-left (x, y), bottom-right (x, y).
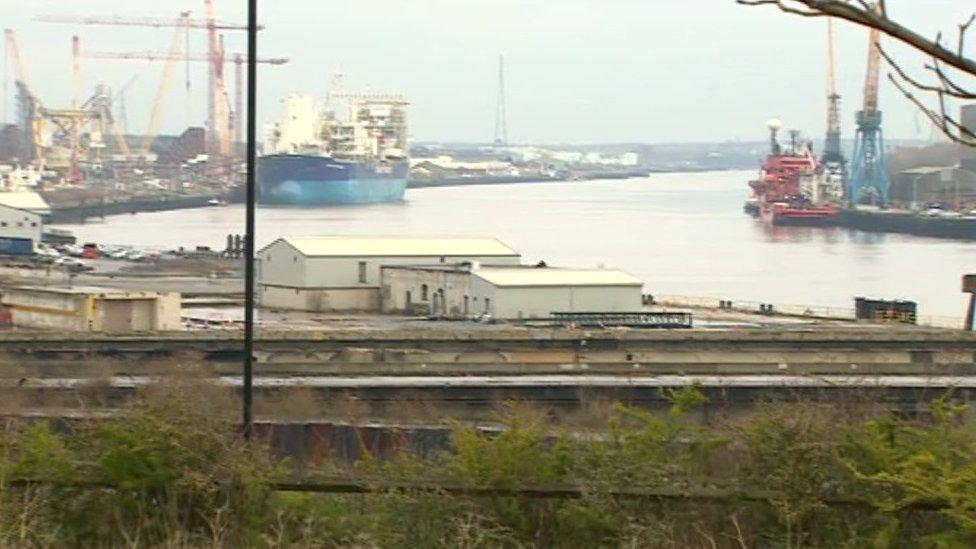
top-left (81, 50), bottom-right (288, 153)
top-left (203, 0), bottom-right (228, 159)
top-left (35, 1), bottom-right (261, 165)
top-left (141, 16), bottom-right (188, 156)
top-left (821, 19), bottom-right (846, 177)
top-left (34, 14), bottom-right (261, 31)
top-left (113, 73), bottom-right (140, 136)
top-left (4, 28), bottom-right (32, 122)
top-left (70, 36), bottom-right (83, 181)
top-left (848, 2), bottom-right (890, 206)
top-left (4, 28), bottom-right (40, 164)
top-left (5, 30), bottom-right (112, 180)
top-left (83, 73), bottom-right (143, 160)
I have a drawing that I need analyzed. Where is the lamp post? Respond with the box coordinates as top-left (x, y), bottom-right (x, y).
top-left (242, 0), bottom-right (257, 440)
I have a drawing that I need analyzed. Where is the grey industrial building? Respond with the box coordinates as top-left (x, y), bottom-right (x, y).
top-left (256, 235), bottom-right (645, 317)
top-left (381, 263), bottom-right (644, 319)
top-left (256, 236), bottom-right (522, 312)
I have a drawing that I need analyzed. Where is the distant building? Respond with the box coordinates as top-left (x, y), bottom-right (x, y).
top-left (962, 104), bottom-right (976, 172)
top-left (618, 152), bottom-right (639, 166)
top-left (2, 286), bottom-right (182, 332)
top-left (409, 155), bottom-right (511, 177)
top-left (256, 236), bottom-right (522, 312)
top-left (551, 151), bottom-right (584, 163)
top-left (0, 203), bottom-right (42, 246)
top-left (891, 166), bottom-right (976, 208)
top-left (381, 263), bottom-right (644, 319)
top-left (0, 192), bottom-right (50, 217)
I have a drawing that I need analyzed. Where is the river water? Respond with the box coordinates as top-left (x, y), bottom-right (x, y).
top-left (53, 170), bottom-right (976, 318)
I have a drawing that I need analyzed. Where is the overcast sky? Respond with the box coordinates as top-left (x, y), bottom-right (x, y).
top-left (2, 0), bottom-right (972, 144)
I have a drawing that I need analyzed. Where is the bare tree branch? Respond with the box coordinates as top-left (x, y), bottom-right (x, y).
top-left (740, 0), bottom-right (976, 147)
top-left (878, 47), bottom-right (976, 99)
top-left (926, 59), bottom-right (976, 99)
top-left (878, 44), bottom-right (976, 99)
top-left (736, 0), bottom-right (976, 77)
top-left (959, 13), bottom-right (975, 57)
top-left (737, 0), bottom-right (818, 17)
top-left (888, 74), bottom-right (976, 146)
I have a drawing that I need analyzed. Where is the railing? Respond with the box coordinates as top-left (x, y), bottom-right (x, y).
top-left (550, 311), bottom-right (693, 329)
top-left (651, 294), bottom-right (966, 330)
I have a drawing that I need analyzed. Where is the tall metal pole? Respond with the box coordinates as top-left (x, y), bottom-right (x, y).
top-left (185, 13), bottom-right (191, 129)
top-left (3, 31), bottom-right (8, 125)
top-left (243, 0), bottom-right (257, 440)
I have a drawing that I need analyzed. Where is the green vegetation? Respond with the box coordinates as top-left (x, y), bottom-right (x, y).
top-left (2, 385), bottom-right (976, 547)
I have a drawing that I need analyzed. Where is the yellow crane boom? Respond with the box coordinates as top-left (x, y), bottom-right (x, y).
top-left (140, 15), bottom-right (188, 156)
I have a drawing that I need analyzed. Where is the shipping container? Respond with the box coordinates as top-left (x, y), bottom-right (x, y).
top-left (0, 237), bottom-right (34, 256)
top-left (854, 297), bottom-right (917, 324)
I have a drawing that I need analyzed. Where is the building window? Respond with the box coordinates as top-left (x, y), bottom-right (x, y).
top-left (0, 222), bottom-right (6, 227)
top-left (358, 261), bottom-right (367, 283)
top-left (484, 298), bottom-right (490, 314)
top-left (15, 222), bottom-right (22, 228)
top-left (463, 295), bottom-right (469, 315)
top-left (405, 290), bottom-right (412, 305)
top-left (293, 255), bottom-right (297, 263)
top-left (30, 222), bottom-right (36, 227)
top-left (439, 256), bottom-right (446, 263)
top-left (421, 284), bottom-right (428, 301)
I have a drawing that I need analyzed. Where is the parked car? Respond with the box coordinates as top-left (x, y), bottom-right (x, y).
top-left (108, 249), bottom-right (130, 260)
top-left (54, 257), bottom-right (92, 272)
top-left (125, 250), bottom-right (147, 262)
top-left (33, 246), bottom-right (60, 263)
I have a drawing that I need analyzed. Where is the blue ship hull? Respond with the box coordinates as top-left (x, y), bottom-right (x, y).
top-left (257, 154), bottom-right (409, 205)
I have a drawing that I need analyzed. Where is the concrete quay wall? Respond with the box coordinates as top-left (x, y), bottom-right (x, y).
top-left (0, 328), bottom-right (972, 378)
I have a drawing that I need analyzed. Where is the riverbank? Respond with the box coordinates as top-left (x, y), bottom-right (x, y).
top-left (836, 208), bottom-right (976, 240)
top-left (47, 193), bottom-right (217, 223)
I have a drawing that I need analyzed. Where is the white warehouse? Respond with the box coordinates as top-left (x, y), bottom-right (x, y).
top-left (382, 264), bottom-right (644, 319)
top-left (256, 236), bottom-right (521, 312)
top-left (0, 203), bottom-right (42, 247)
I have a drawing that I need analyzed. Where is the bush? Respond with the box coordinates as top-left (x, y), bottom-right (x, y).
top-left (0, 385), bottom-right (975, 546)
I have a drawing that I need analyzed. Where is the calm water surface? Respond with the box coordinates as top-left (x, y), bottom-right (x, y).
top-left (54, 170), bottom-right (976, 317)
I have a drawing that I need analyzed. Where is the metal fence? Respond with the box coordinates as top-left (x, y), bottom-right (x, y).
top-left (550, 311), bottom-right (693, 329)
top-left (652, 294), bottom-right (965, 330)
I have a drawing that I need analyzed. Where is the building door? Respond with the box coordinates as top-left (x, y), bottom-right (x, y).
top-left (130, 300), bottom-right (153, 331)
top-left (463, 295), bottom-right (469, 315)
top-left (405, 290), bottom-right (412, 314)
top-left (100, 300), bottom-right (133, 332)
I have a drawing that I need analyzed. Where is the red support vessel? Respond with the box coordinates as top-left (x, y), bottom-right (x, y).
top-left (747, 119), bottom-right (840, 226)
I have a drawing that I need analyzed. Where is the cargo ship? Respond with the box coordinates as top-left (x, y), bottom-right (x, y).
top-left (746, 119), bottom-right (842, 226)
top-left (258, 91), bottom-right (409, 205)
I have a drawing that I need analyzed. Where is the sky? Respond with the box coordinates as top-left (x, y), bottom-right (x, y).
top-left (1, 0), bottom-right (973, 144)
